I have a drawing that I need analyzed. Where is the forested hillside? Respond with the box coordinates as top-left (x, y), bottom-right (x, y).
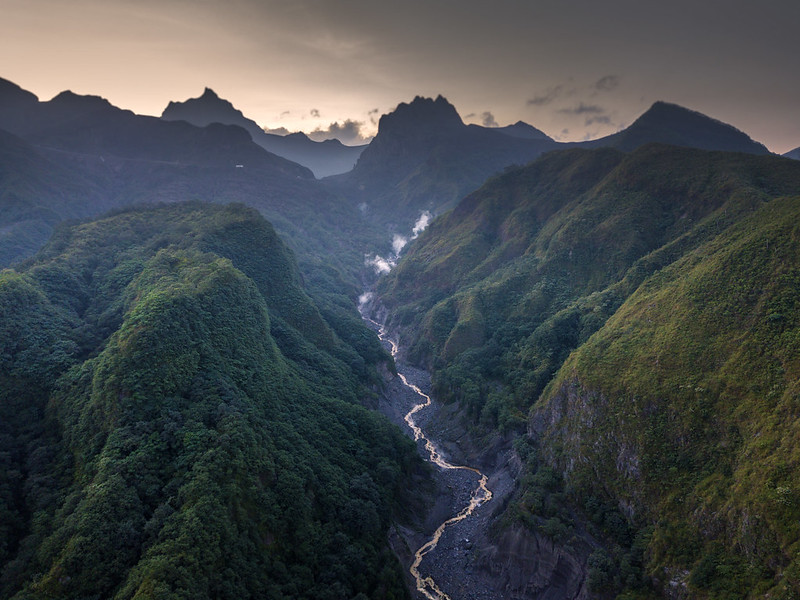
top-left (377, 145), bottom-right (800, 597)
top-left (0, 202), bottom-right (421, 600)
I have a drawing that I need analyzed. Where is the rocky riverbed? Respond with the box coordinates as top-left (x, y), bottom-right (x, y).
top-left (371, 328), bottom-right (592, 600)
top-left (376, 354), bottom-right (521, 600)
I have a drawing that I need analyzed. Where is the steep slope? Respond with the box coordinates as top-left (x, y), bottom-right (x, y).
top-left (0, 128), bottom-right (106, 264)
top-left (162, 88), bottom-right (366, 178)
top-left (785, 146), bottom-right (800, 160)
top-left (0, 202), bottom-right (420, 600)
top-left (534, 196), bottom-right (800, 597)
top-left (331, 95), bottom-right (558, 233)
top-left (580, 101), bottom-right (771, 155)
top-left (376, 145), bottom-right (800, 597)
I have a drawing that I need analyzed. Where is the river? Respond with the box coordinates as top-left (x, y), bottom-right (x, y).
top-left (364, 316), bottom-right (494, 600)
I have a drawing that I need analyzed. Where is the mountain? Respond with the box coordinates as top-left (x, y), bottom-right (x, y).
top-left (580, 101), bottom-right (771, 155)
top-left (331, 95), bottom-right (558, 233)
top-left (161, 88), bottom-right (366, 178)
top-left (0, 202), bottom-right (420, 599)
top-left (784, 146), bottom-right (800, 160)
top-left (491, 120), bottom-right (551, 140)
top-left (329, 96), bottom-right (772, 244)
top-left (375, 144), bottom-right (800, 597)
top-left (0, 78), bottom-right (383, 281)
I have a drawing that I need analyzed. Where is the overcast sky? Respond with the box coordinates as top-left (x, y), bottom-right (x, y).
top-left (1, 0), bottom-right (798, 152)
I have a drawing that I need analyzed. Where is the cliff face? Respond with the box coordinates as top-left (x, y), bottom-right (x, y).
top-left (478, 524), bottom-right (591, 600)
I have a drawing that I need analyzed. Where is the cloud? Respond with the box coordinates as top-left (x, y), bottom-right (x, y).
top-left (557, 102), bottom-right (606, 115)
top-left (594, 75), bottom-right (620, 92)
top-left (481, 111), bottom-right (498, 127)
top-left (263, 126), bottom-right (291, 135)
top-left (310, 108), bottom-right (320, 118)
top-left (307, 119), bottom-right (374, 145)
top-left (527, 84), bottom-right (566, 106)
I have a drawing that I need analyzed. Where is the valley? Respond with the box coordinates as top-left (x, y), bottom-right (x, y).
top-left (1, 74), bottom-right (800, 599)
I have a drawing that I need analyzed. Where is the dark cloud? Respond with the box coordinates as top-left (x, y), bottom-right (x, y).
top-left (308, 119), bottom-right (374, 145)
top-left (594, 75), bottom-right (620, 92)
top-left (585, 115), bottom-right (612, 126)
top-left (481, 111), bottom-right (498, 127)
top-left (368, 108), bottom-right (380, 125)
top-left (557, 102), bottom-right (606, 115)
top-left (310, 108), bottom-right (321, 117)
top-left (527, 85), bottom-right (565, 106)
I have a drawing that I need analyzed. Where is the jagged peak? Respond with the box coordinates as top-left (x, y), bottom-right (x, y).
top-left (376, 94), bottom-right (464, 137)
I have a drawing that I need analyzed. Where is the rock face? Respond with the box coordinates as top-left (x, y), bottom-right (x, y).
top-left (161, 88), bottom-right (365, 177)
top-left (337, 95), bottom-right (558, 230)
top-left (478, 525), bottom-right (590, 600)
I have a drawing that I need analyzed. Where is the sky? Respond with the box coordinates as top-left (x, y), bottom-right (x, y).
top-left (1, 0), bottom-right (798, 152)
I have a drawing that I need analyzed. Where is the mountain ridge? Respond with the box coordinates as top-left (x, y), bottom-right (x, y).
top-left (161, 87), bottom-right (366, 177)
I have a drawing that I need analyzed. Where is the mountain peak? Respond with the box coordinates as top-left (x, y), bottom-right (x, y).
top-left (201, 87), bottom-right (219, 99)
top-left (494, 120), bottom-right (552, 141)
top-left (377, 94), bottom-right (464, 138)
top-left (47, 90), bottom-right (119, 115)
top-left (587, 100), bottom-right (770, 155)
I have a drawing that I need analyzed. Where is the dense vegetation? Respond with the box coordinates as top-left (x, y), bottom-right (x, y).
top-left (0, 202), bottom-right (421, 599)
top-left (378, 144), bottom-right (800, 597)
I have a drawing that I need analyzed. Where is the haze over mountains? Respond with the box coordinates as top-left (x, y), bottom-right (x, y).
top-left (161, 88), bottom-right (366, 178)
top-left (2, 73), bottom-right (800, 599)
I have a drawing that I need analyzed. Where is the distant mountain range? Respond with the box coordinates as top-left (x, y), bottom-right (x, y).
top-left (331, 94), bottom-right (775, 235)
top-left (161, 88), bottom-right (365, 178)
top-left (330, 95), bottom-right (559, 230)
top-left (785, 146), bottom-right (800, 160)
top-left (0, 77), bottom-right (378, 277)
top-left (0, 75), bottom-right (782, 272)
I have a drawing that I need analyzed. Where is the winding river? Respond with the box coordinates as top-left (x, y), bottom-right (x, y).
top-left (367, 317), bottom-right (493, 600)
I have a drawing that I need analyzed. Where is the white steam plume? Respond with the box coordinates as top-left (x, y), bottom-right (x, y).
top-left (412, 210), bottom-right (432, 238)
top-left (392, 234), bottom-right (408, 255)
top-left (366, 210), bottom-right (434, 275)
